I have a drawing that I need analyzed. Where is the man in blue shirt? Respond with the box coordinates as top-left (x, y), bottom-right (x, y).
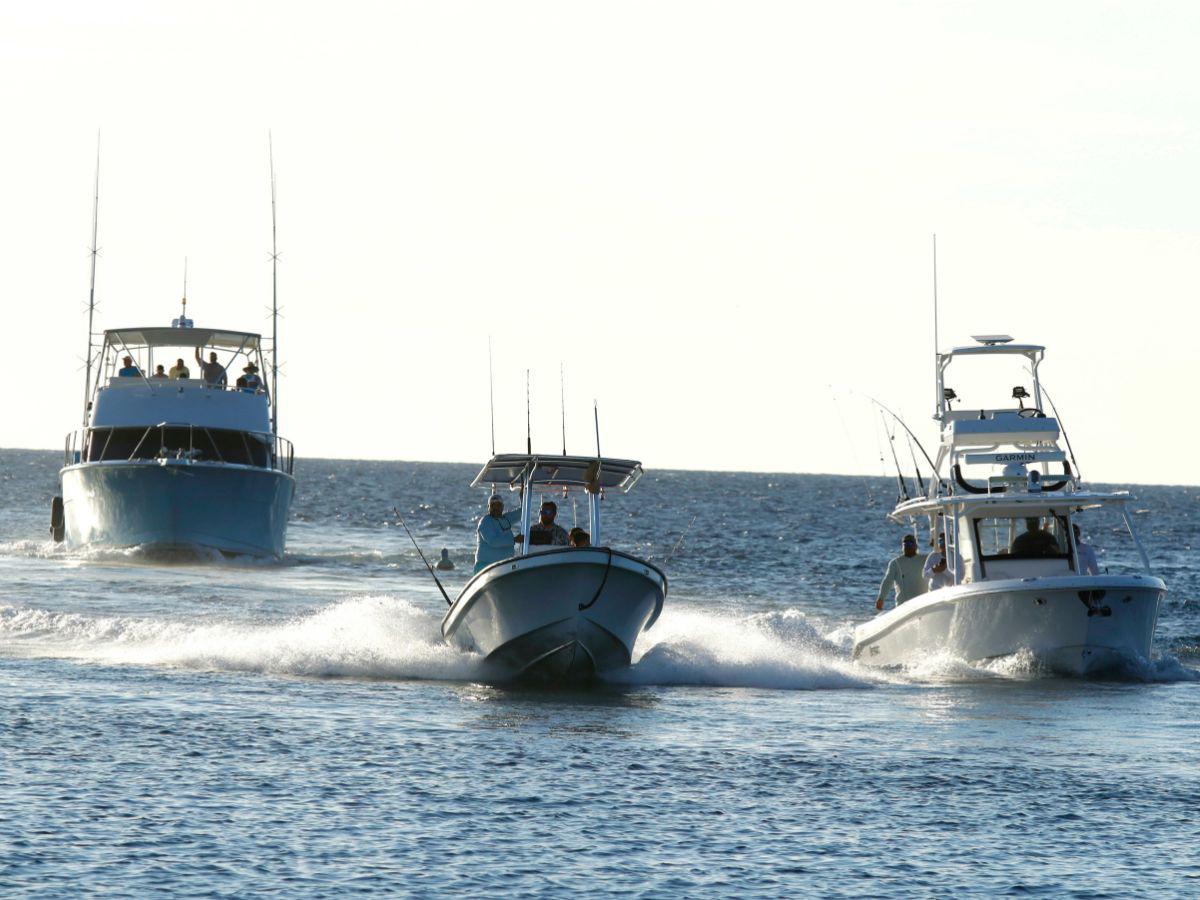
top-left (474, 495), bottom-right (522, 572)
top-left (118, 355), bottom-right (141, 377)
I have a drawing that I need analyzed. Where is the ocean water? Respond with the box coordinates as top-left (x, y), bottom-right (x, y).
top-left (1, 448), bottom-right (1198, 897)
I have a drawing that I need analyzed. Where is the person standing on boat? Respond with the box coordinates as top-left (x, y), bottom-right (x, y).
top-left (474, 495), bottom-right (522, 572)
top-left (875, 534), bottom-right (928, 611)
top-left (923, 533), bottom-right (956, 591)
top-left (168, 358), bottom-right (190, 379)
top-left (527, 501), bottom-right (569, 547)
top-left (194, 348), bottom-right (227, 388)
top-left (236, 363), bottom-right (264, 394)
top-left (1074, 523), bottom-right (1100, 575)
top-left (118, 355), bottom-right (141, 377)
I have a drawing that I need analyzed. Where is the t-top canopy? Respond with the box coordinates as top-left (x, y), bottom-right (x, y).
top-left (470, 454), bottom-right (644, 493)
top-left (104, 327), bottom-right (261, 351)
top-left (946, 341), bottom-right (1045, 357)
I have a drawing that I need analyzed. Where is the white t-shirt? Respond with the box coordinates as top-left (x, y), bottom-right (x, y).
top-left (923, 549), bottom-right (955, 590)
top-left (1077, 542), bottom-right (1100, 575)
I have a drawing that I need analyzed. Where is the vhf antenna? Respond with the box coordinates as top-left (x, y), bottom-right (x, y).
top-left (82, 133), bottom-right (101, 426)
top-left (932, 233), bottom-right (940, 416)
top-left (525, 368), bottom-right (532, 454)
top-left (560, 363), bottom-right (567, 456)
top-left (181, 256), bottom-right (188, 320)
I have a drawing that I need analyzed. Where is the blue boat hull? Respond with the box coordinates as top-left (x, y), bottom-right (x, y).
top-left (60, 461), bottom-right (294, 558)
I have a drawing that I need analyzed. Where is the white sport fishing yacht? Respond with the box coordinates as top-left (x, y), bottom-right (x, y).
top-left (853, 336), bottom-right (1165, 675)
top-left (54, 320), bottom-right (295, 558)
top-left (443, 453), bottom-right (667, 681)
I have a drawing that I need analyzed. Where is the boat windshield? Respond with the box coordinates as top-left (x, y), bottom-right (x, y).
top-left (975, 514), bottom-right (1070, 560)
top-left (944, 353), bottom-right (1040, 416)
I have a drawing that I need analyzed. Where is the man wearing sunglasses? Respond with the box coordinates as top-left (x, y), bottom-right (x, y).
top-left (528, 500), bottom-right (569, 547)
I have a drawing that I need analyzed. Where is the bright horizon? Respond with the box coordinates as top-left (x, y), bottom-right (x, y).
top-left (3, 2), bottom-right (1199, 485)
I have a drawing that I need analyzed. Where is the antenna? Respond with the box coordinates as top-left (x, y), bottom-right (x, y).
top-left (593, 400), bottom-right (601, 459)
top-left (181, 256), bottom-right (188, 320)
top-left (82, 133), bottom-right (100, 426)
top-left (560, 363), bottom-right (566, 456)
top-left (487, 336), bottom-right (496, 454)
top-left (268, 133), bottom-right (280, 435)
top-left (525, 368), bottom-right (532, 454)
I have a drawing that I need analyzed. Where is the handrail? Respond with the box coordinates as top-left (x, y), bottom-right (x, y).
top-left (102, 375), bottom-right (271, 400)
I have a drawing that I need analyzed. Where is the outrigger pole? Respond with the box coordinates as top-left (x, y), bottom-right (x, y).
top-left (82, 134), bottom-right (101, 426)
top-left (488, 336), bottom-right (496, 455)
top-left (268, 133), bottom-right (280, 435)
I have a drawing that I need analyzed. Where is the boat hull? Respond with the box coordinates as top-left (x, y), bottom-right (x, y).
top-left (852, 575), bottom-right (1165, 675)
top-left (443, 548), bottom-right (667, 682)
top-left (60, 460), bottom-right (294, 558)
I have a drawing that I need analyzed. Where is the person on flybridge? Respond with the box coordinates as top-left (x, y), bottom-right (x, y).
top-left (874, 534), bottom-right (928, 611)
top-left (474, 495), bottom-right (522, 573)
top-left (194, 348), bottom-right (227, 388)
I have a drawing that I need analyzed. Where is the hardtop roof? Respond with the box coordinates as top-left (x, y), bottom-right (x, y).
top-left (104, 327), bottom-right (261, 351)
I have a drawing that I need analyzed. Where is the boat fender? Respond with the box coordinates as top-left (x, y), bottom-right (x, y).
top-left (577, 547), bottom-right (614, 611)
top-left (50, 495), bottom-right (65, 543)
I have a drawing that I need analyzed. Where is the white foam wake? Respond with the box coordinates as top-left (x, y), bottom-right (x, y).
top-left (614, 605), bottom-right (882, 690)
top-left (0, 596), bottom-right (483, 681)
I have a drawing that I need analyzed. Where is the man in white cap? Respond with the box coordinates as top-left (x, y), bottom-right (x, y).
top-left (875, 533), bottom-right (928, 611)
top-left (474, 494), bottom-right (522, 573)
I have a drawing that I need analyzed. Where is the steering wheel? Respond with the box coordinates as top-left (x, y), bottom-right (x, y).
top-left (1017, 408), bottom-right (1046, 418)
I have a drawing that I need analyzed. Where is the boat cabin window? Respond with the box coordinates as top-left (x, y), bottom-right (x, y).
top-left (84, 426), bottom-right (271, 467)
top-left (975, 515), bottom-right (1069, 560)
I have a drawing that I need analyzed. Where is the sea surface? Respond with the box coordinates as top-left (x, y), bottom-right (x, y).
top-left (1, 448), bottom-right (1198, 897)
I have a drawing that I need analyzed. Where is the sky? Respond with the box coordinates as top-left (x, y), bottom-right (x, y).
top-left (1, 1), bottom-right (1198, 483)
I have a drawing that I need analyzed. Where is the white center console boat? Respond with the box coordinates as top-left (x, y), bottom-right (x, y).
top-left (443, 454), bottom-right (667, 681)
top-left (853, 336), bottom-right (1165, 675)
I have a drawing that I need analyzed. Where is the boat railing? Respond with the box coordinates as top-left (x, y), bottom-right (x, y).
top-left (64, 424), bottom-right (294, 475)
top-left (103, 375), bottom-right (271, 398)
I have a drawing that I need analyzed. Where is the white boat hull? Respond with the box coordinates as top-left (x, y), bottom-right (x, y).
top-left (852, 575), bottom-right (1165, 675)
top-left (443, 548), bottom-right (667, 681)
top-left (61, 459), bottom-right (294, 558)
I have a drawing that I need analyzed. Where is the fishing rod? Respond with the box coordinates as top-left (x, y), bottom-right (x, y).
top-left (828, 384), bottom-right (876, 506)
top-left (905, 431), bottom-right (927, 496)
top-left (1036, 377), bottom-right (1083, 485)
top-left (392, 505), bottom-right (452, 607)
top-left (664, 514), bottom-right (698, 564)
top-left (862, 392), bottom-right (944, 493)
top-left (881, 411), bottom-right (910, 503)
